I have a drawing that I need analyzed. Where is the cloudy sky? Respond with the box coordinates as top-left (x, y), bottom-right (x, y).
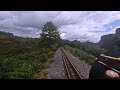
top-left (0, 11), bottom-right (120, 43)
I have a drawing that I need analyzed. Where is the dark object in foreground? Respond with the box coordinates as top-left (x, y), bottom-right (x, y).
top-left (89, 50), bottom-right (120, 79)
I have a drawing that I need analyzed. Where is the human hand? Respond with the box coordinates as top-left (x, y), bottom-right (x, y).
top-left (105, 70), bottom-right (120, 79)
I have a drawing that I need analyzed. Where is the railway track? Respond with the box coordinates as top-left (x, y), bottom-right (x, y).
top-left (60, 47), bottom-right (83, 79)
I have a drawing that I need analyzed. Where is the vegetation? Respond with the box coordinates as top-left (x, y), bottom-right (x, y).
top-left (0, 31), bottom-right (14, 38)
top-left (0, 21), bottom-right (60, 79)
top-left (0, 21), bottom-right (107, 78)
top-left (0, 37), bottom-right (56, 79)
top-left (40, 21), bottom-right (61, 47)
top-left (62, 40), bottom-right (107, 65)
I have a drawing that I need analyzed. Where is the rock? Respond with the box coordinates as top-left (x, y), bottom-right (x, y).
top-left (98, 28), bottom-right (120, 50)
top-left (116, 28), bottom-right (120, 35)
top-left (116, 28), bottom-right (120, 40)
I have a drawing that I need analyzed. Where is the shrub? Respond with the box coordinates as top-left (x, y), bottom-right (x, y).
top-left (63, 45), bottom-right (96, 65)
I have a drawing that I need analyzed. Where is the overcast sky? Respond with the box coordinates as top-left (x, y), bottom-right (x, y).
top-left (0, 11), bottom-right (120, 43)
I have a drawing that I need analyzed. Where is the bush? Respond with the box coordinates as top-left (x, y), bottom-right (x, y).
top-left (40, 54), bottom-right (47, 63)
top-left (0, 48), bottom-right (51, 79)
top-left (0, 32), bottom-right (58, 79)
top-left (63, 45), bottom-right (96, 65)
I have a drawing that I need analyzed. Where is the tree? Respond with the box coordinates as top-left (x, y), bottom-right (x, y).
top-left (40, 21), bottom-right (61, 45)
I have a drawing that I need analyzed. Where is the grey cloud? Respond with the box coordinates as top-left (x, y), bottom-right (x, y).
top-left (13, 11), bottom-right (83, 29)
top-left (62, 32), bottom-right (91, 41)
top-left (0, 11), bottom-right (12, 20)
top-left (0, 11), bottom-right (120, 43)
top-left (13, 11), bottom-right (63, 29)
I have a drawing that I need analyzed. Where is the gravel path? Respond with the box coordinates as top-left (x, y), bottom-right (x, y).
top-left (46, 48), bottom-right (91, 79)
top-left (46, 48), bottom-right (67, 79)
top-left (63, 49), bottom-right (91, 79)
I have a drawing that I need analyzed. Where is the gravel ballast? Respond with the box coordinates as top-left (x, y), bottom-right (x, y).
top-left (63, 49), bottom-right (91, 79)
top-left (46, 48), bottom-right (67, 79)
top-left (46, 48), bottom-right (91, 79)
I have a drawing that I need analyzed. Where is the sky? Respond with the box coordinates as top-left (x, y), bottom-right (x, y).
top-left (0, 11), bottom-right (120, 43)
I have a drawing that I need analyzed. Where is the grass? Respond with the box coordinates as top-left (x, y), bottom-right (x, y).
top-left (63, 45), bottom-right (96, 65)
top-left (0, 37), bottom-right (56, 79)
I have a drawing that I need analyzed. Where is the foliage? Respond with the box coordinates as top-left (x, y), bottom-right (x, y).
top-left (61, 40), bottom-right (107, 56)
top-left (82, 41), bottom-right (107, 57)
top-left (0, 22), bottom-right (108, 78)
top-left (0, 31), bottom-right (14, 38)
top-left (0, 31), bottom-right (56, 79)
top-left (63, 45), bottom-right (96, 65)
top-left (62, 40), bottom-right (107, 65)
top-left (40, 21), bottom-right (61, 46)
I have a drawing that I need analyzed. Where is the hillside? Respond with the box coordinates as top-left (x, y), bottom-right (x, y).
top-left (0, 31), bottom-right (14, 38)
top-left (61, 40), bottom-right (107, 65)
top-left (0, 30), bottom-right (107, 78)
top-left (0, 32), bottom-right (107, 79)
top-left (0, 31), bottom-right (56, 79)
top-left (98, 28), bottom-right (120, 50)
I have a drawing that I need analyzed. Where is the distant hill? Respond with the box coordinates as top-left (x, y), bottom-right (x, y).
top-left (0, 31), bottom-right (14, 38)
top-left (98, 28), bottom-right (120, 50)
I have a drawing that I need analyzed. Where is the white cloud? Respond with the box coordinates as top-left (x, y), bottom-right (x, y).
top-left (0, 11), bottom-right (120, 42)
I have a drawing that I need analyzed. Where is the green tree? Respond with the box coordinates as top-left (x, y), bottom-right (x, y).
top-left (40, 21), bottom-right (61, 45)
